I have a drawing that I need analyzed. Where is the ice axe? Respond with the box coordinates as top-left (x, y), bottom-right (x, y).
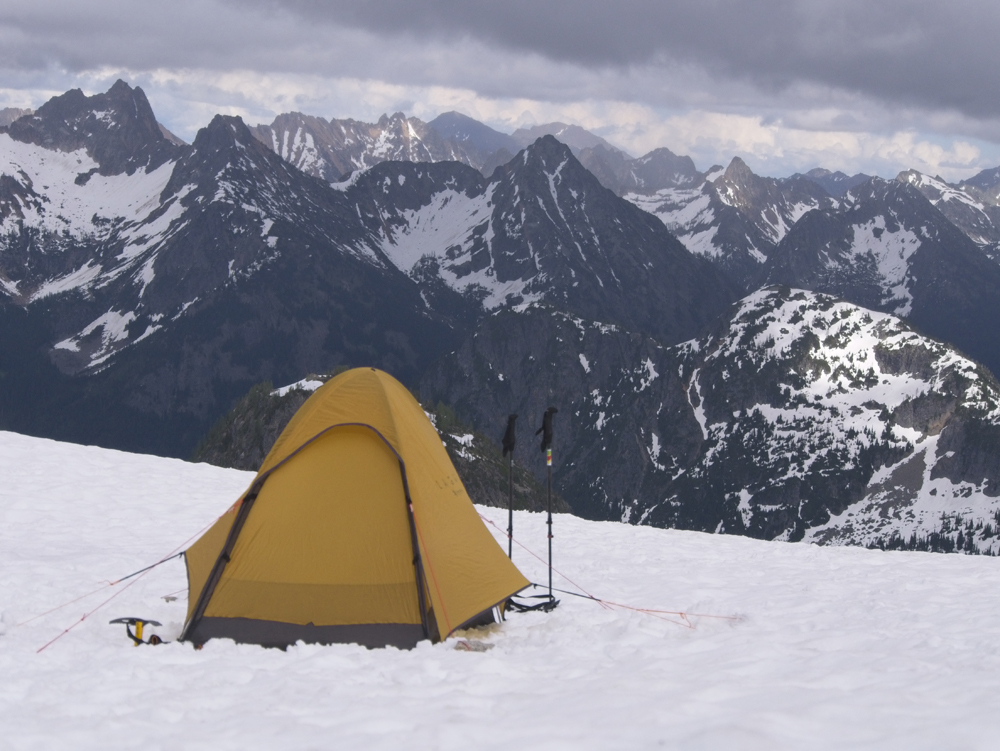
top-left (109, 617), bottom-right (164, 646)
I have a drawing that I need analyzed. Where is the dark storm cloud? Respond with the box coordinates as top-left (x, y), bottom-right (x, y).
top-left (247, 0), bottom-right (1000, 119)
top-left (3, 1), bottom-right (1000, 132)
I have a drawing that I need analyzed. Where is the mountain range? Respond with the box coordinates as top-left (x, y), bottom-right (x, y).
top-left (4, 80), bottom-right (1000, 553)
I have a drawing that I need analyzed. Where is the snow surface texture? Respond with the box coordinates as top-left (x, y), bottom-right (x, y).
top-left (4, 430), bottom-right (1000, 749)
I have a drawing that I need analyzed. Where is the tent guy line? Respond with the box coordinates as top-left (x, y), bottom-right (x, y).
top-left (17, 512), bottom-right (227, 638)
top-left (35, 563), bottom-right (155, 653)
top-left (478, 512), bottom-right (611, 610)
top-left (477, 512), bottom-right (740, 627)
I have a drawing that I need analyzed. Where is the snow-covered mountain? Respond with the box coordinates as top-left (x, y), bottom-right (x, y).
top-left (764, 177), bottom-right (1000, 378)
top-left (342, 136), bottom-right (738, 346)
top-left (898, 168), bottom-right (1000, 260)
top-left (250, 112), bottom-right (644, 186)
top-left (1, 86), bottom-right (419, 375)
top-left (8, 79), bottom-right (1000, 559)
top-left (669, 287), bottom-right (1000, 552)
top-left (0, 82), bottom-right (737, 459)
top-left (0, 83), bottom-right (478, 452)
top-left (423, 287), bottom-right (1000, 552)
top-left (250, 111), bottom-right (489, 182)
top-left (627, 157), bottom-right (837, 287)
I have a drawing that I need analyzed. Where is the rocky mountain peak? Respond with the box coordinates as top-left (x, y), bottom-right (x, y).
top-left (427, 111), bottom-right (519, 155)
top-left (193, 113), bottom-right (257, 152)
top-left (0, 107), bottom-right (32, 127)
top-left (722, 155), bottom-right (755, 185)
top-left (376, 112), bottom-right (408, 128)
top-left (519, 133), bottom-right (575, 168)
top-left (960, 166), bottom-right (1000, 194)
top-left (166, 113), bottom-right (318, 209)
top-left (798, 167), bottom-right (872, 197)
top-left (4, 79), bottom-right (181, 177)
top-left (251, 109), bottom-right (489, 181)
top-left (844, 176), bottom-right (928, 215)
top-left (715, 156), bottom-right (780, 209)
top-left (511, 122), bottom-right (627, 156)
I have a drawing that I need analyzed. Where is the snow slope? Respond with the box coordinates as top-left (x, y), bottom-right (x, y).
top-left (3, 430), bottom-right (1000, 749)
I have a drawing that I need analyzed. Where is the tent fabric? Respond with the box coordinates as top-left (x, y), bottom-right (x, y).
top-left (181, 367), bottom-right (529, 648)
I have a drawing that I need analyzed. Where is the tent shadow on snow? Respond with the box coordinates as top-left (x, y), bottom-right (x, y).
top-left (181, 367), bottom-right (529, 649)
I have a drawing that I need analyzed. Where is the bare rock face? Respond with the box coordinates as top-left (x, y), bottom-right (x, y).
top-left (577, 145), bottom-right (703, 196)
top-left (898, 168), bottom-right (1000, 264)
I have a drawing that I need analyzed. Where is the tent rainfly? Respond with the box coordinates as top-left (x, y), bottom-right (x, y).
top-left (180, 367), bottom-right (529, 649)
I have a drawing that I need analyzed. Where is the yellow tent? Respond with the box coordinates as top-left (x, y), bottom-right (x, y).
top-left (180, 367), bottom-right (529, 649)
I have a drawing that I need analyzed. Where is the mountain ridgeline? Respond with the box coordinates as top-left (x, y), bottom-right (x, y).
top-left (4, 80), bottom-right (1000, 554)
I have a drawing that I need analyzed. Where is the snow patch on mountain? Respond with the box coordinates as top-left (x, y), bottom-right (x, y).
top-left (0, 135), bottom-right (176, 237)
top-left (377, 185), bottom-right (543, 309)
top-left (29, 261), bottom-right (103, 302)
top-left (272, 377), bottom-right (325, 397)
top-left (844, 217), bottom-right (921, 315)
top-left (806, 433), bottom-right (1000, 551)
top-left (53, 309), bottom-right (136, 363)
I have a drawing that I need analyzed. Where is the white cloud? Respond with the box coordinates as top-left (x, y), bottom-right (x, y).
top-left (4, 65), bottom-right (998, 182)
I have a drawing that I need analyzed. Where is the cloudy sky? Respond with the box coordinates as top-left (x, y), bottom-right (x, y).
top-left (2, 1), bottom-right (999, 179)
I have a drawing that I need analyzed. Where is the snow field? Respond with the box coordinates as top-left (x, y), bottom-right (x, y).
top-left (3, 429), bottom-right (1000, 749)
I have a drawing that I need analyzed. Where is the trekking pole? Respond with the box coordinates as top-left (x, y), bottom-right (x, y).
top-left (502, 414), bottom-right (518, 560)
top-left (536, 407), bottom-right (558, 605)
top-left (547, 446), bottom-right (553, 600)
top-left (508, 453), bottom-right (514, 559)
